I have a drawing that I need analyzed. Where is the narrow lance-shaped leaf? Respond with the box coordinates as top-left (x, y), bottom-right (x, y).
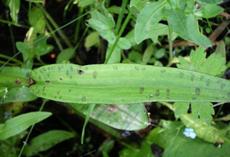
top-left (0, 112), bottom-right (52, 140)
top-left (24, 130), bottom-right (74, 157)
top-left (30, 64), bottom-right (230, 104)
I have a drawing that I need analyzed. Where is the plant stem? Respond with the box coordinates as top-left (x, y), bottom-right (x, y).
top-left (0, 54), bottom-right (22, 64)
top-left (104, 11), bottom-right (132, 63)
top-left (115, 0), bottom-right (129, 34)
top-left (39, 5), bottom-right (73, 48)
top-left (17, 100), bottom-right (47, 157)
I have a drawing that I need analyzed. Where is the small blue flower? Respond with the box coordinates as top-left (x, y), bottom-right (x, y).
top-left (183, 127), bottom-right (196, 139)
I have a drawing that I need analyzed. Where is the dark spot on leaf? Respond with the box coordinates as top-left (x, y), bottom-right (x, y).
top-left (227, 92), bottom-right (230, 98)
top-left (68, 89), bottom-right (72, 92)
top-left (139, 87), bottom-right (144, 94)
top-left (166, 88), bottom-right (170, 98)
top-left (195, 87), bottom-right (201, 96)
top-left (160, 69), bottom-right (166, 73)
top-left (155, 89), bottom-right (160, 96)
top-left (113, 65), bottom-right (118, 70)
top-left (192, 96), bottom-right (197, 100)
top-left (93, 71), bottom-right (97, 79)
top-left (135, 66), bottom-right (140, 71)
top-left (206, 79), bottom-right (210, 86)
top-left (190, 74), bottom-right (195, 81)
top-left (59, 77), bottom-right (63, 80)
top-left (66, 70), bottom-right (69, 76)
top-left (81, 96), bottom-right (87, 102)
top-left (77, 69), bottom-right (84, 75)
top-left (15, 79), bottom-right (21, 85)
top-left (45, 80), bottom-right (50, 83)
top-left (200, 75), bottom-right (204, 81)
top-left (220, 83), bottom-right (225, 89)
top-left (57, 91), bottom-right (60, 95)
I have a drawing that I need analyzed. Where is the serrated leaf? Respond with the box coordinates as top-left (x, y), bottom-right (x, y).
top-left (0, 112), bottom-right (52, 140)
top-left (178, 47), bottom-right (226, 76)
top-left (24, 130), bottom-right (74, 157)
top-left (167, 10), bottom-right (212, 48)
top-left (134, 0), bottom-right (167, 44)
top-left (70, 103), bottom-right (149, 130)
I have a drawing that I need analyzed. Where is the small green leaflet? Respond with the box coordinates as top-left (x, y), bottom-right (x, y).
top-left (30, 63), bottom-right (230, 104)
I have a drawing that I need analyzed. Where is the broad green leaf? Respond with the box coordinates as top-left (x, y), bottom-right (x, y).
top-left (84, 31), bottom-right (100, 49)
top-left (24, 130), bottom-right (74, 157)
top-left (70, 103), bottom-right (149, 130)
top-left (134, 0), bottom-right (167, 44)
top-left (7, 0), bottom-right (20, 23)
top-left (142, 45), bottom-right (154, 64)
top-left (178, 47), bottom-right (226, 76)
top-left (149, 120), bottom-right (230, 157)
top-left (29, 7), bottom-right (46, 33)
top-left (30, 64), bottom-right (230, 104)
top-left (0, 138), bottom-right (18, 157)
top-left (195, 3), bottom-right (224, 18)
top-left (56, 48), bottom-right (75, 63)
top-left (167, 10), bottom-right (212, 48)
top-left (180, 114), bottom-right (224, 143)
top-left (0, 112), bottom-right (52, 140)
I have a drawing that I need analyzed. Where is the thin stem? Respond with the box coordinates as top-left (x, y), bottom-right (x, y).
top-left (0, 53), bottom-right (22, 64)
top-left (46, 21), bottom-right (63, 51)
top-left (167, 27), bottom-right (173, 67)
top-left (104, 11), bottom-right (132, 63)
top-left (115, 0), bottom-right (129, 34)
top-left (17, 100), bottom-right (47, 157)
top-left (39, 5), bottom-right (73, 48)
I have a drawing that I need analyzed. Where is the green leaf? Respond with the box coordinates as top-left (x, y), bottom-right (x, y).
top-left (134, 0), bottom-right (167, 44)
top-left (0, 67), bottom-right (36, 104)
top-left (56, 48), bottom-right (75, 63)
top-left (70, 103), bottom-right (149, 130)
top-left (197, 0), bottom-right (223, 4)
top-left (1, 86), bottom-right (37, 104)
top-left (105, 44), bottom-right (121, 63)
top-left (180, 114), bottom-right (224, 143)
top-left (76, 0), bottom-right (94, 8)
top-left (149, 120), bottom-right (230, 157)
top-left (178, 47), bottom-right (226, 76)
top-left (167, 10), bottom-right (212, 48)
top-left (174, 102), bottom-right (214, 124)
top-left (88, 9), bottom-right (116, 43)
top-left (7, 0), bottom-right (20, 23)
top-left (24, 130), bottom-right (74, 157)
top-left (30, 64), bottom-right (230, 104)
top-left (195, 3), bottom-right (224, 18)
top-left (84, 31), bottom-right (100, 49)
top-left (29, 7), bottom-right (46, 33)
top-left (0, 112), bottom-right (52, 140)
top-left (130, 0), bottom-right (150, 12)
